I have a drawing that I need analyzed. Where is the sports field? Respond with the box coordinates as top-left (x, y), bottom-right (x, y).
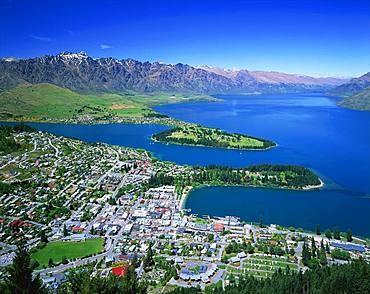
top-left (31, 238), bottom-right (104, 267)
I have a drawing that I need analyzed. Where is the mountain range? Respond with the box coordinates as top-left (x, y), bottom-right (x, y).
top-left (0, 52), bottom-right (348, 95)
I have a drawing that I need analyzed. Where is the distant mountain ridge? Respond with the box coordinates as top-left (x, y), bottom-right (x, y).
top-left (0, 52), bottom-right (348, 95)
top-left (199, 65), bottom-right (346, 86)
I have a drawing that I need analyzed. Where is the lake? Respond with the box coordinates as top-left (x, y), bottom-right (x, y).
top-left (156, 93), bottom-right (370, 236)
top-left (6, 92), bottom-right (370, 236)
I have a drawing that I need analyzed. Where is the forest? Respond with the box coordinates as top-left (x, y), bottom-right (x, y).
top-left (147, 164), bottom-right (321, 190)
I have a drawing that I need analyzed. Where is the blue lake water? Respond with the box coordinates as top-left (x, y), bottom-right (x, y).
top-left (4, 92), bottom-right (370, 236)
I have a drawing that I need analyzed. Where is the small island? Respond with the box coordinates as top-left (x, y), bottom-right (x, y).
top-left (152, 125), bottom-right (276, 150)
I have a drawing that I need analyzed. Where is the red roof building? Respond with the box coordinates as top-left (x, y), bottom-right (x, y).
top-left (214, 223), bottom-right (225, 232)
top-left (71, 227), bottom-right (84, 232)
top-left (111, 265), bottom-right (128, 277)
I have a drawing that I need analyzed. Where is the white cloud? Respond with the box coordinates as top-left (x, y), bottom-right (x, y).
top-left (100, 44), bottom-right (113, 49)
top-left (30, 34), bottom-right (53, 42)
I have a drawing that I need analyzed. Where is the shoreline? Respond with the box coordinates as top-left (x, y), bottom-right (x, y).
top-left (0, 117), bottom-right (180, 127)
top-left (179, 179), bottom-right (324, 210)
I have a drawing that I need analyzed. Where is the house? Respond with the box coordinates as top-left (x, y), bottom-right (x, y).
top-left (229, 256), bottom-right (240, 264)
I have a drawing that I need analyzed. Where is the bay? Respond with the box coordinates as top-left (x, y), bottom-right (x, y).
top-left (4, 92), bottom-right (370, 236)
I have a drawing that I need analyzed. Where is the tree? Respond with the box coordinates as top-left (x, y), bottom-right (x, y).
top-left (143, 242), bottom-right (155, 271)
top-left (316, 224), bottom-right (321, 235)
top-left (62, 256), bottom-right (68, 264)
top-left (63, 224), bottom-right (68, 237)
top-left (131, 253), bottom-right (140, 268)
top-left (302, 241), bottom-right (310, 266)
top-left (208, 233), bottom-right (214, 242)
top-left (319, 240), bottom-right (327, 266)
top-left (346, 229), bottom-right (353, 242)
top-left (331, 249), bottom-right (350, 261)
top-left (48, 258), bottom-right (54, 267)
top-left (307, 258), bottom-right (320, 270)
top-left (40, 230), bottom-right (48, 243)
top-left (246, 243), bottom-right (254, 254)
top-left (3, 243), bottom-right (46, 294)
top-left (324, 229), bottom-right (332, 239)
top-left (123, 265), bottom-right (140, 293)
top-left (333, 227), bottom-right (341, 240)
top-left (311, 237), bottom-right (317, 258)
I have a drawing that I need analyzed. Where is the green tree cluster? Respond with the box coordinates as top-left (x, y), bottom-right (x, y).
top-left (0, 243), bottom-right (46, 294)
top-left (0, 124), bottom-right (36, 154)
top-left (302, 238), bottom-right (328, 268)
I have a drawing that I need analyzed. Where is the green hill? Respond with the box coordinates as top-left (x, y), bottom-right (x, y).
top-left (0, 83), bottom-right (211, 122)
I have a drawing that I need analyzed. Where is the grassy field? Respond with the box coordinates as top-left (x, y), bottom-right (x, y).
top-left (152, 125), bottom-right (276, 150)
top-left (31, 238), bottom-right (104, 267)
top-left (0, 83), bottom-right (215, 122)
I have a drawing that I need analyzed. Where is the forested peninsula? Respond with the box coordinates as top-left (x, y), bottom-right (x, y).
top-left (152, 125), bottom-right (276, 150)
top-left (147, 164), bottom-right (322, 191)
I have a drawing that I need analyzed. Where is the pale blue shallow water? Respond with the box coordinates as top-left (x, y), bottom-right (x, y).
top-left (4, 92), bottom-right (370, 236)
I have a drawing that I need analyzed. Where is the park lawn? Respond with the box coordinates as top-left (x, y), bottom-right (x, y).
top-left (244, 269), bottom-right (274, 278)
top-left (168, 126), bottom-right (265, 148)
top-left (243, 257), bottom-right (299, 272)
top-left (31, 238), bottom-right (104, 267)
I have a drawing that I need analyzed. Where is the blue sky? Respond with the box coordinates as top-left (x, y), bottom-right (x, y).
top-left (1, 0), bottom-right (369, 77)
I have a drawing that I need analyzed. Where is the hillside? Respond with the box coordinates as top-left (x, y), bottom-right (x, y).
top-left (328, 72), bottom-right (370, 111)
top-left (338, 86), bottom-right (370, 111)
top-left (0, 52), bottom-right (347, 96)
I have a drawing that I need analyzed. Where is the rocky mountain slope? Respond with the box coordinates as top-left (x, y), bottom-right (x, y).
top-left (328, 72), bottom-right (370, 111)
top-left (0, 52), bottom-right (347, 95)
top-left (328, 72), bottom-right (370, 97)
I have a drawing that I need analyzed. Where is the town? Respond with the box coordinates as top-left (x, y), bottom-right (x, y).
top-left (0, 127), bottom-right (369, 292)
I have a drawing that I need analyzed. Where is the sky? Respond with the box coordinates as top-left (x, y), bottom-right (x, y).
top-left (0, 0), bottom-right (369, 77)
